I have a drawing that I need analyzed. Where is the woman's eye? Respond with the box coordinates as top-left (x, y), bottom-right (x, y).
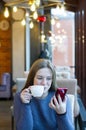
top-left (37, 77), bottom-right (43, 80)
top-left (36, 76), bottom-right (52, 80)
top-left (47, 78), bottom-right (52, 80)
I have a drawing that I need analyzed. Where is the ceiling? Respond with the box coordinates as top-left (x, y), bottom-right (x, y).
top-left (4, 0), bottom-right (63, 8)
top-left (0, 0), bottom-right (78, 13)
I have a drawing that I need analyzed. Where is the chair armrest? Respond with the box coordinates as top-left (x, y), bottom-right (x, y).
top-left (0, 85), bottom-right (6, 91)
top-left (77, 96), bottom-right (86, 130)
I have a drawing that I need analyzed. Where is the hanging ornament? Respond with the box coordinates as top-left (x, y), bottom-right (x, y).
top-left (37, 16), bottom-right (46, 22)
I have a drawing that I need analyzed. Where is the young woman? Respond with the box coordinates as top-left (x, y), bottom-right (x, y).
top-left (14, 59), bottom-right (75, 130)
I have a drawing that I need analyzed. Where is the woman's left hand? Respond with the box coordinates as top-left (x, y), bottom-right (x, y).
top-left (49, 95), bottom-right (67, 114)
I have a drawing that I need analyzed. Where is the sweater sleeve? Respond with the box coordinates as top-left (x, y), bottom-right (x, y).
top-left (14, 92), bottom-right (33, 130)
top-left (57, 114), bottom-right (75, 130)
top-left (56, 97), bottom-right (75, 130)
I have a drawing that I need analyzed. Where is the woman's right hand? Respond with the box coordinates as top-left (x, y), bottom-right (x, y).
top-left (49, 95), bottom-right (67, 114)
top-left (20, 88), bottom-right (32, 103)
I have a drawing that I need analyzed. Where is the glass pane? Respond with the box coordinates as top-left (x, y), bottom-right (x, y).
top-left (50, 9), bottom-right (75, 75)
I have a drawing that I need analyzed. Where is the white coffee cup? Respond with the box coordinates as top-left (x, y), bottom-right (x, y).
top-left (30, 85), bottom-right (44, 97)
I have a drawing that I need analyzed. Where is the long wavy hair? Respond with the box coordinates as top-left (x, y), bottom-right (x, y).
top-left (22, 59), bottom-right (57, 91)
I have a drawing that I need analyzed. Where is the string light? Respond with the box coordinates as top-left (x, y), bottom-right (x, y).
top-left (60, 4), bottom-right (65, 15)
top-left (33, 11), bottom-right (38, 19)
top-left (56, 5), bottom-right (61, 14)
top-left (30, 3), bottom-right (36, 12)
top-left (26, 12), bottom-right (29, 17)
top-left (21, 19), bottom-right (26, 26)
top-left (4, 7), bottom-right (9, 18)
top-left (29, 21), bottom-right (34, 29)
top-left (56, 22), bottom-right (61, 28)
top-left (13, 6), bottom-right (18, 12)
top-left (51, 18), bottom-right (55, 25)
top-left (35, 0), bottom-right (40, 7)
top-left (41, 32), bottom-right (46, 43)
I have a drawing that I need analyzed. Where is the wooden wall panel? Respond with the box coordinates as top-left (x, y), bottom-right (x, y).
top-left (0, 14), bottom-right (12, 84)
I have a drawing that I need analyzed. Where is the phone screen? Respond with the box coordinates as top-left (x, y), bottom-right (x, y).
top-left (55, 88), bottom-right (68, 101)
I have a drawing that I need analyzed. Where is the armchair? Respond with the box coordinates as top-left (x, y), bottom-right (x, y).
top-left (77, 96), bottom-right (86, 130)
top-left (0, 73), bottom-right (11, 98)
top-left (11, 78), bottom-right (77, 129)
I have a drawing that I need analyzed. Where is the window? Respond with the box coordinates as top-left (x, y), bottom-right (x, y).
top-left (50, 9), bottom-right (75, 74)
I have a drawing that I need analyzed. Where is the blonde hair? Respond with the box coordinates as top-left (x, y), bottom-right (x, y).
top-left (22, 59), bottom-right (57, 91)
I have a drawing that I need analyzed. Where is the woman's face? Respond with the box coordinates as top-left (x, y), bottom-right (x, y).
top-left (34, 68), bottom-right (53, 95)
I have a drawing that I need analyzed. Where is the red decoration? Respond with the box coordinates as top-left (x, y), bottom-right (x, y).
top-left (37, 16), bottom-right (46, 22)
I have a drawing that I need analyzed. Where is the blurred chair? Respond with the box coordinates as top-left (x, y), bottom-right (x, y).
top-left (0, 73), bottom-right (11, 98)
top-left (77, 96), bottom-right (86, 130)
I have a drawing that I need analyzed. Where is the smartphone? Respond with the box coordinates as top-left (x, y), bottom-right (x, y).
top-left (55, 88), bottom-right (68, 101)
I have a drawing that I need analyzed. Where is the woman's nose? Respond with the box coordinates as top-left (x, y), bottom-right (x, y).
top-left (41, 78), bottom-right (47, 85)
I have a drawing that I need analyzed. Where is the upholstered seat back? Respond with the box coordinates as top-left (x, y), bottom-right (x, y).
top-left (56, 79), bottom-right (77, 96)
top-left (0, 73), bottom-right (11, 98)
top-left (2, 73), bottom-right (10, 85)
top-left (16, 78), bottom-right (77, 96)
